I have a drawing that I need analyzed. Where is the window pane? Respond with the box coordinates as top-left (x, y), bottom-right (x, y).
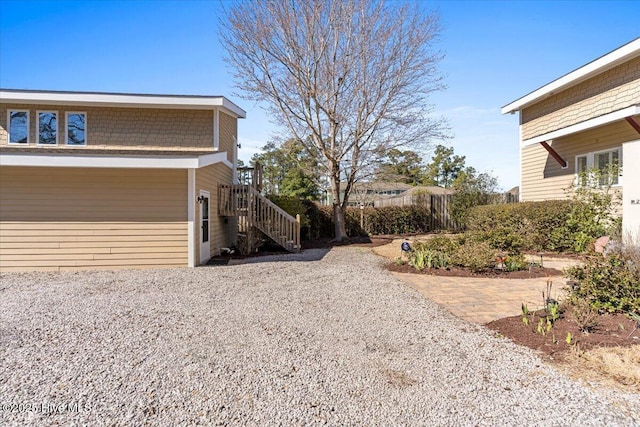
top-left (38, 112), bottom-right (57, 144)
top-left (576, 156), bottom-right (587, 173)
top-left (611, 150), bottom-right (619, 185)
top-left (9, 111), bottom-right (28, 144)
top-left (67, 113), bottom-right (86, 145)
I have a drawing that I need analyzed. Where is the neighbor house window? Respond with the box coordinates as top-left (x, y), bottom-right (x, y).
top-left (66, 112), bottom-right (86, 146)
top-left (37, 111), bottom-right (58, 145)
top-left (8, 110), bottom-right (29, 144)
top-left (575, 147), bottom-right (621, 187)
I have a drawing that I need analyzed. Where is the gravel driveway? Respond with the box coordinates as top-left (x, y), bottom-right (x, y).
top-left (1, 247), bottom-right (638, 426)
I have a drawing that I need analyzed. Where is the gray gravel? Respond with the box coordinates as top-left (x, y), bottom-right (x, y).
top-left (1, 247), bottom-right (638, 426)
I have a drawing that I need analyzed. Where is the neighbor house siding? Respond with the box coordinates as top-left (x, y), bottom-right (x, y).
top-left (520, 120), bottom-right (636, 204)
top-left (195, 163), bottom-right (236, 262)
top-left (0, 104), bottom-right (214, 151)
top-left (521, 56), bottom-right (640, 140)
top-left (0, 167), bottom-right (188, 271)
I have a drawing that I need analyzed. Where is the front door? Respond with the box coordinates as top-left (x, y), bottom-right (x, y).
top-left (199, 190), bottom-right (210, 263)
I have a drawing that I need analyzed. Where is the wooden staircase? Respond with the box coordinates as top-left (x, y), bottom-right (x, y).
top-left (218, 183), bottom-right (301, 253)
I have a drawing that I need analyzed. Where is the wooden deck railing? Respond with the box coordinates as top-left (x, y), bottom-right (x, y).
top-left (219, 184), bottom-right (300, 253)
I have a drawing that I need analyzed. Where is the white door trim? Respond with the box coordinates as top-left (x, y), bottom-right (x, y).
top-left (199, 190), bottom-right (211, 263)
top-left (187, 169), bottom-right (196, 267)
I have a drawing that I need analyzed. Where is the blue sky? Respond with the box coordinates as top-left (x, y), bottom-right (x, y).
top-left (1, 0), bottom-right (638, 189)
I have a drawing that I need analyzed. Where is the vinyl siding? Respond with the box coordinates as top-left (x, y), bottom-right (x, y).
top-left (521, 56), bottom-right (640, 140)
top-left (520, 119), bottom-right (636, 209)
top-left (0, 167), bottom-right (188, 271)
top-left (195, 163), bottom-right (236, 262)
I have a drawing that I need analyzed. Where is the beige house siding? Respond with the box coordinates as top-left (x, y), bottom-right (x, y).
top-left (195, 163), bottom-right (236, 262)
top-left (0, 167), bottom-right (188, 271)
top-left (0, 104), bottom-right (215, 152)
top-left (521, 56), bottom-right (640, 140)
top-left (521, 120), bottom-right (636, 207)
top-left (219, 111), bottom-right (238, 163)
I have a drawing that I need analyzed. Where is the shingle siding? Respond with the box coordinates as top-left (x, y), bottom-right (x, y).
top-left (521, 56), bottom-right (640, 140)
top-left (0, 104), bottom-right (215, 151)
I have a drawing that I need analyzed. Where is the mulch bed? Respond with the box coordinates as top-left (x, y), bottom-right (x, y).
top-left (385, 263), bottom-right (563, 278)
top-left (487, 311), bottom-right (640, 360)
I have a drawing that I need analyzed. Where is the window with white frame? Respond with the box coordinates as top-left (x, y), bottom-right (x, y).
top-left (575, 147), bottom-right (621, 186)
top-left (8, 110), bottom-right (29, 144)
top-left (66, 112), bottom-right (86, 146)
top-left (37, 111), bottom-right (58, 145)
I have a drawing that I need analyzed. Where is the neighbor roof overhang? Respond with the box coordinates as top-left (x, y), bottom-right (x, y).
top-left (0, 89), bottom-right (246, 118)
top-left (501, 38), bottom-right (640, 115)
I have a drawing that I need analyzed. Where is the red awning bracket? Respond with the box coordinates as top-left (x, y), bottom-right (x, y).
top-left (625, 116), bottom-right (640, 134)
top-left (540, 141), bottom-right (567, 168)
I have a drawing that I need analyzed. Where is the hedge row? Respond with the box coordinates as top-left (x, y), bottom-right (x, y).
top-left (270, 197), bottom-right (612, 253)
top-left (268, 198), bottom-right (436, 239)
top-left (464, 200), bottom-right (608, 253)
top-left (305, 204), bottom-right (440, 237)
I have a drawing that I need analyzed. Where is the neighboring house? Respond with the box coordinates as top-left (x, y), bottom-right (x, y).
top-left (342, 182), bottom-right (413, 207)
top-left (0, 89), bottom-right (248, 272)
top-left (502, 38), bottom-right (640, 243)
top-left (373, 185), bottom-right (453, 208)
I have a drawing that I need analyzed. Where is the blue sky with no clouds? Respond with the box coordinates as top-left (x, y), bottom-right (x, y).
top-left (1, 0), bottom-right (638, 189)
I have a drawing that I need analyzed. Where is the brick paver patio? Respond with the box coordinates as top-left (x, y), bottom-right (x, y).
top-left (372, 241), bottom-right (577, 324)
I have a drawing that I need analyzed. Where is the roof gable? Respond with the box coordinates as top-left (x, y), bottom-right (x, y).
top-left (501, 37), bottom-right (640, 114)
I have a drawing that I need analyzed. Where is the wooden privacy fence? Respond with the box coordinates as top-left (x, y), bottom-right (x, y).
top-left (370, 194), bottom-right (458, 231)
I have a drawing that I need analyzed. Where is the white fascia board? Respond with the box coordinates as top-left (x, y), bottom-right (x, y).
top-left (0, 90), bottom-right (246, 118)
top-left (197, 152), bottom-right (234, 169)
top-left (522, 105), bottom-right (640, 146)
top-left (502, 38), bottom-right (640, 114)
top-left (0, 152), bottom-right (233, 169)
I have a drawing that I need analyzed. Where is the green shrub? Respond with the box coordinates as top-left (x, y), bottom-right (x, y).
top-left (363, 206), bottom-right (431, 235)
top-left (414, 235), bottom-right (459, 257)
top-left (304, 203), bottom-right (434, 239)
top-left (451, 240), bottom-right (495, 272)
top-left (566, 247), bottom-right (640, 314)
top-left (464, 200), bottom-right (609, 253)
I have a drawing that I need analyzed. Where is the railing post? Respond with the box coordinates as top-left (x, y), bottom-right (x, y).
top-left (295, 214), bottom-right (301, 252)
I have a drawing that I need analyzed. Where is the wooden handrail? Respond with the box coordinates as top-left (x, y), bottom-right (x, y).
top-left (218, 184), bottom-right (300, 253)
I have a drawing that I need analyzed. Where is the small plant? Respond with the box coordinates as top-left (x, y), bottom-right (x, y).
top-left (394, 257), bottom-right (405, 266)
top-left (408, 248), bottom-right (449, 271)
top-left (521, 303), bottom-right (530, 326)
top-left (565, 332), bottom-right (573, 344)
top-left (626, 312), bottom-right (640, 339)
top-left (567, 296), bottom-right (599, 333)
top-left (503, 253), bottom-right (528, 272)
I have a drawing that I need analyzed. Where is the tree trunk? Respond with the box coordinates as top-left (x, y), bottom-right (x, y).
top-left (330, 173), bottom-right (348, 241)
top-left (333, 203), bottom-right (348, 241)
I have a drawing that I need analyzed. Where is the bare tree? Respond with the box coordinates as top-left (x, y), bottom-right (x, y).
top-left (220, 0), bottom-right (447, 240)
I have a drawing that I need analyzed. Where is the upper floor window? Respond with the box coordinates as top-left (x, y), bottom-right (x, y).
top-left (575, 147), bottom-right (621, 187)
top-left (66, 112), bottom-right (86, 146)
top-left (8, 110), bottom-right (29, 144)
top-left (37, 111), bottom-right (58, 145)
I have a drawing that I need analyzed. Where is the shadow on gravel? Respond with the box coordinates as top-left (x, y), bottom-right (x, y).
top-left (243, 248), bottom-right (331, 263)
